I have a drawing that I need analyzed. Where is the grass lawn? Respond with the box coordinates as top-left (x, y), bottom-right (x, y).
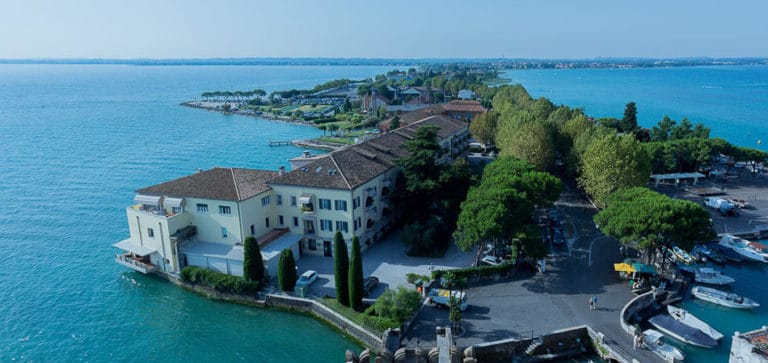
top-left (295, 104), bottom-right (331, 112)
top-left (315, 136), bottom-right (355, 145)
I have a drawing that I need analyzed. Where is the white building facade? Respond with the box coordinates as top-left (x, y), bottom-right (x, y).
top-left (114, 115), bottom-right (468, 276)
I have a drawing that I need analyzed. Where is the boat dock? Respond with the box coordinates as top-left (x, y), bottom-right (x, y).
top-left (268, 140), bottom-right (293, 147)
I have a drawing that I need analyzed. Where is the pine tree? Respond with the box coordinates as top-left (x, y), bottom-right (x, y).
top-left (333, 231), bottom-right (350, 306)
top-left (278, 248), bottom-right (297, 291)
top-left (348, 236), bottom-right (364, 311)
top-left (243, 236), bottom-right (265, 283)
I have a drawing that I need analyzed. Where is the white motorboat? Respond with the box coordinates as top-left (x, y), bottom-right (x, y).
top-left (667, 305), bottom-right (724, 340)
top-left (648, 315), bottom-right (719, 348)
top-left (642, 329), bottom-right (685, 362)
top-left (719, 234), bottom-right (767, 262)
top-left (691, 286), bottom-right (760, 309)
top-left (693, 267), bottom-right (735, 285)
top-left (671, 246), bottom-right (695, 265)
top-left (747, 241), bottom-right (768, 260)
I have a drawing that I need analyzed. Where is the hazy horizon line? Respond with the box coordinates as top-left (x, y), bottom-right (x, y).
top-left (2, 56), bottom-right (768, 63)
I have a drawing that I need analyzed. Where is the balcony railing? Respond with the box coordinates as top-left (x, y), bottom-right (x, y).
top-left (129, 205), bottom-right (185, 219)
top-left (115, 253), bottom-right (156, 274)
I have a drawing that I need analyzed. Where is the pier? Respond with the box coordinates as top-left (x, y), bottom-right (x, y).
top-left (268, 140), bottom-right (293, 147)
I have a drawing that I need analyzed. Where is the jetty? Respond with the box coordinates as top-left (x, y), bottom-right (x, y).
top-left (268, 140), bottom-right (294, 147)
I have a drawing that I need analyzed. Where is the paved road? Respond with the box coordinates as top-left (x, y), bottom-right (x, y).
top-left (402, 182), bottom-right (660, 361)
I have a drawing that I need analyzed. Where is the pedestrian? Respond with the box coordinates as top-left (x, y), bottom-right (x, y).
top-left (633, 334), bottom-right (639, 350)
top-left (591, 295), bottom-right (598, 310)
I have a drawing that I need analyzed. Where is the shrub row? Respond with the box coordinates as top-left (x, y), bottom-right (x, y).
top-left (359, 313), bottom-right (400, 334)
top-left (431, 260), bottom-right (516, 281)
top-left (180, 266), bottom-right (260, 295)
top-left (312, 117), bottom-right (339, 124)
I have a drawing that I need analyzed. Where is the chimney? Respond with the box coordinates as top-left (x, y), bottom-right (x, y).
top-left (278, 166), bottom-right (286, 176)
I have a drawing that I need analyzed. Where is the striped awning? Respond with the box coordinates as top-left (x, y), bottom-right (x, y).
top-left (134, 194), bottom-right (161, 205)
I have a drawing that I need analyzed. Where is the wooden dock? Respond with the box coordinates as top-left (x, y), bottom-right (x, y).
top-left (268, 140), bottom-right (293, 147)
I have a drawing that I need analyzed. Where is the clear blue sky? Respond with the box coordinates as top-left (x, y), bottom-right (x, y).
top-left (2, 0), bottom-right (767, 59)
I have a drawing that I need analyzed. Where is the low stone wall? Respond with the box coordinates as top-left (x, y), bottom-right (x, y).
top-left (155, 272), bottom-right (382, 352)
top-left (619, 290), bottom-right (656, 337)
top-left (464, 325), bottom-right (594, 362)
top-left (266, 294), bottom-right (383, 349)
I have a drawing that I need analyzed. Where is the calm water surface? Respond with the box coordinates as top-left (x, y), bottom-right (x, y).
top-left (0, 64), bottom-right (399, 361)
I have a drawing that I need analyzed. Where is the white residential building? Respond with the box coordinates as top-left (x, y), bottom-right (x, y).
top-left (114, 115), bottom-right (468, 276)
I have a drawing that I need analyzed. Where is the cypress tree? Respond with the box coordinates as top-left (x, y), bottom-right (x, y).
top-left (620, 101), bottom-right (638, 133)
top-left (243, 236), bottom-right (265, 283)
top-left (348, 236), bottom-right (364, 311)
top-left (333, 231), bottom-right (350, 306)
top-left (278, 248), bottom-right (297, 291)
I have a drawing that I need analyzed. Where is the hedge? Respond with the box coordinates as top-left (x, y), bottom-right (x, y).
top-left (180, 266), bottom-right (260, 295)
top-left (431, 260), bottom-right (516, 281)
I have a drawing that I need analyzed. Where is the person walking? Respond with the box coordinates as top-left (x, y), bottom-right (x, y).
top-left (633, 333), bottom-right (639, 350)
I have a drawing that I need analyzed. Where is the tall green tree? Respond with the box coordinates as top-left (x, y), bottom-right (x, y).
top-left (277, 248), bottom-right (297, 291)
top-left (390, 115), bottom-right (401, 130)
top-left (454, 157), bottom-right (561, 254)
top-left (243, 236), bottom-right (265, 283)
top-left (469, 112), bottom-right (498, 151)
top-left (496, 119), bottom-right (555, 170)
top-left (578, 134), bottom-right (651, 207)
top-left (619, 101), bottom-right (638, 133)
top-left (348, 236), bottom-right (364, 311)
top-left (594, 187), bottom-right (715, 266)
top-left (333, 231), bottom-right (350, 306)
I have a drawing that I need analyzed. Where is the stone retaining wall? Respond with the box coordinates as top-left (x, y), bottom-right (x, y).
top-left (266, 294), bottom-right (383, 349)
top-left (619, 290), bottom-right (656, 337)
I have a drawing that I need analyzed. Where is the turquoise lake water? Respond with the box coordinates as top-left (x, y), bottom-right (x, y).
top-left (505, 66), bottom-right (768, 362)
top-left (3, 64), bottom-right (766, 362)
top-left (0, 64), bottom-right (399, 361)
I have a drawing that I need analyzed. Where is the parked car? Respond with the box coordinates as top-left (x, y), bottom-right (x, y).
top-left (296, 270), bottom-right (318, 287)
top-left (481, 255), bottom-right (503, 266)
top-left (363, 276), bottom-right (379, 296)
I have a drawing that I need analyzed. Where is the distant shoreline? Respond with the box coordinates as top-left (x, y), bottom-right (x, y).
top-left (3, 57), bottom-right (768, 69)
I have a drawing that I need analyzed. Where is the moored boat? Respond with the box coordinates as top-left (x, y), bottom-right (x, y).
top-left (747, 241), bottom-right (768, 260)
top-left (648, 314), bottom-right (719, 348)
top-left (667, 305), bottom-right (724, 340)
top-left (710, 243), bottom-right (744, 262)
top-left (672, 246), bottom-right (695, 265)
top-left (691, 285), bottom-right (760, 309)
top-left (719, 234), bottom-right (767, 262)
top-left (642, 329), bottom-right (685, 362)
top-left (692, 244), bottom-right (725, 264)
top-left (693, 267), bottom-right (735, 285)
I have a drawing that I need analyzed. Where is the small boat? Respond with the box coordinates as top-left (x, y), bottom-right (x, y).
top-left (693, 267), bottom-right (735, 285)
top-left (642, 329), bottom-right (685, 362)
top-left (672, 246), bottom-right (695, 265)
top-left (710, 243), bottom-right (744, 262)
top-left (667, 305), bottom-right (724, 340)
top-left (719, 234), bottom-right (767, 263)
top-left (648, 315), bottom-right (719, 348)
top-left (747, 241), bottom-right (768, 260)
top-left (691, 286), bottom-right (760, 309)
top-left (692, 244), bottom-right (725, 264)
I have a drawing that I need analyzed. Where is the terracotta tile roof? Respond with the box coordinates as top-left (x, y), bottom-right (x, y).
top-left (441, 100), bottom-right (487, 113)
top-left (270, 115), bottom-right (466, 190)
top-left (136, 168), bottom-right (278, 201)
